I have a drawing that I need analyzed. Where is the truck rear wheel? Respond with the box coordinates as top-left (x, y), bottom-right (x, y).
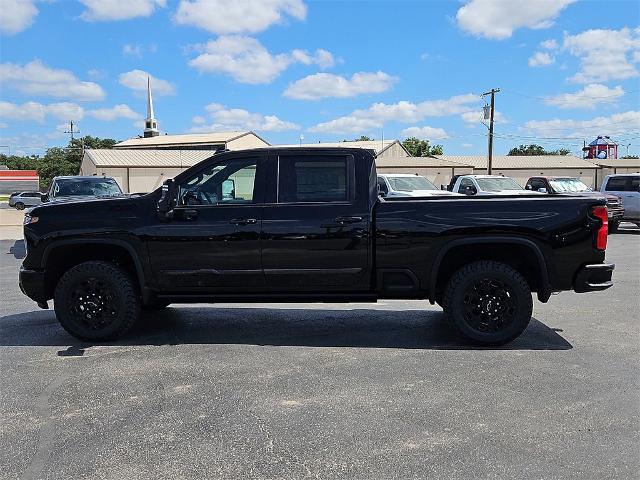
top-left (443, 261), bottom-right (533, 346)
top-left (54, 261), bottom-right (140, 341)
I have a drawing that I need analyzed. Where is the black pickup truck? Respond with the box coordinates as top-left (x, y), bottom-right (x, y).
top-left (20, 147), bottom-right (614, 345)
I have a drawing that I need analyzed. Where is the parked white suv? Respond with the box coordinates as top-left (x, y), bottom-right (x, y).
top-left (377, 174), bottom-right (462, 197)
top-left (452, 175), bottom-right (540, 196)
top-left (600, 174), bottom-right (640, 227)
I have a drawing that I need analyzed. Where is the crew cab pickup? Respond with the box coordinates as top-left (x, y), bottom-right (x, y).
top-left (20, 147), bottom-right (614, 345)
top-left (450, 175), bottom-right (539, 196)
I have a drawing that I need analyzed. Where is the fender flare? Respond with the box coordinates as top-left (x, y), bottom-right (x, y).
top-left (429, 236), bottom-right (552, 302)
top-left (42, 238), bottom-right (147, 291)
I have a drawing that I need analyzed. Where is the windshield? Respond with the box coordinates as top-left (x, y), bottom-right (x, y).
top-left (476, 177), bottom-right (523, 192)
top-left (52, 178), bottom-right (123, 198)
top-left (548, 178), bottom-right (591, 192)
top-left (387, 176), bottom-right (438, 191)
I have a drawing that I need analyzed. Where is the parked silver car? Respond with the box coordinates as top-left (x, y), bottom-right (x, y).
top-left (8, 191), bottom-right (42, 210)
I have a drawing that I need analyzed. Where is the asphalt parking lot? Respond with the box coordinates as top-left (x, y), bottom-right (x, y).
top-left (1, 228), bottom-right (639, 480)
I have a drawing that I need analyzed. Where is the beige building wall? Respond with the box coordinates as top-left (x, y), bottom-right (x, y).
top-left (377, 165), bottom-right (474, 189)
top-left (475, 168), bottom-right (598, 189)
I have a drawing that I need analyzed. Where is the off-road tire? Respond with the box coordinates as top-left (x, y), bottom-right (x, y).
top-left (443, 261), bottom-right (533, 346)
top-left (608, 220), bottom-right (619, 234)
top-left (15, 202), bottom-right (25, 210)
top-left (54, 261), bottom-right (140, 341)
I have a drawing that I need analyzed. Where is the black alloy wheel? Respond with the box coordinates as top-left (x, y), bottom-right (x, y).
top-left (54, 261), bottom-right (140, 341)
top-left (443, 261), bottom-right (533, 346)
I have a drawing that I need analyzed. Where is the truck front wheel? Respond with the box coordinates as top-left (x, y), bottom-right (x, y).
top-left (443, 261), bottom-right (533, 346)
top-left (54, 261), bottom-right (140, 341)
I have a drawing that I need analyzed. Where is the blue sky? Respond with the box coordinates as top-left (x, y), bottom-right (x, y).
top-left (1, 0), bottom-right (639, 157)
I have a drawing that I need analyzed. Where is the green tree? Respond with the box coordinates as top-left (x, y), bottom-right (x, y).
top-left (401, 137), bottom-right (444, 157)
top-left (508, 144), bottom-right (571, 156)
top-left (0, 154), bottom-right (40, 170)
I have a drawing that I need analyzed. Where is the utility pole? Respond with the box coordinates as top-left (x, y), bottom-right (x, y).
top-left (64, 120), bottom-right (79, 143)
top-left (482, 88), bottom-right (500, 174)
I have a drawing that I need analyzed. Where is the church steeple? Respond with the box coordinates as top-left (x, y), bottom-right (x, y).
top-left (143, 76), bottom-right (159, 138)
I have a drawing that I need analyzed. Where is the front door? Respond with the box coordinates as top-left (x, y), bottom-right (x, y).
top-left (147, 153), bottom-right (265, 291)
top-left (261, 152), bottom-right (370, 291)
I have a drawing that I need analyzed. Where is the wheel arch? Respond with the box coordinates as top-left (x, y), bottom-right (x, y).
top-left (430, 236), bottom-right (552, 303)
top-left (42, 239), bottom-right (146, 299)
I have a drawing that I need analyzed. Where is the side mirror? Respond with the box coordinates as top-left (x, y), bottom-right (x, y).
top-left (538, 187), bottom-right (547, 194)
top-left (40, 193), bottom-right (49, 202)
top-left (464, 186), bottom-right (477, 195)
top-left (157, 178), bottom-right (176, 221)
top-left (525, 184), bottom-right (532, 190)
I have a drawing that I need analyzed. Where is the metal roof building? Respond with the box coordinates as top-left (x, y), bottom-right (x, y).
top-left (434, 155), bottom-right (600, 188)
top-left (278, 140), bottom-right (410, 158)
top-left (114, 131), bottom-right (270, 151)
top-left (376, 156), bottom-right (474, 189)
top-left (80, 149), bottom-right (216, 193)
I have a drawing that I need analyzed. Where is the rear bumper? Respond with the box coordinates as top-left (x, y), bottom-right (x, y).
top-left (19, 266), bottom-right (48, 305)
top-left (574, 263), bottom-right (614, 293)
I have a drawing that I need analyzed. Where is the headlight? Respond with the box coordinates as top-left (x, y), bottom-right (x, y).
top-left (23, 215), bottom-right (39, 225)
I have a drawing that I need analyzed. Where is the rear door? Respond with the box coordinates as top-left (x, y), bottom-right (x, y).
top-left (261, 152), bottom-right (371, 291)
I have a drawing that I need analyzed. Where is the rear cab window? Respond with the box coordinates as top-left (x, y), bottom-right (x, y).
top-left (277, 155), bottom-right (352, 203)
top-left (605, 177), bottom-right (630, 191)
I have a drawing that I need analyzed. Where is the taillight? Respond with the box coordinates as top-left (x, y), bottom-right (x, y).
top-left (592, 206), bottom-right (608, 251)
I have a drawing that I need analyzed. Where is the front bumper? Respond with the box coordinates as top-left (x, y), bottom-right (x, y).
top-left (574, 263), bottom-right (614, 293)
top-left (608, 208), bottom-right (625, 220)
top-left (19, 266), bottom-right (48, 307)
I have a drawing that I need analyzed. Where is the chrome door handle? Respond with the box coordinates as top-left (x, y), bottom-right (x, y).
top-left (230, 218), bottom-right (257, 226)
top-left (335, 216), bottom-right (363, 224)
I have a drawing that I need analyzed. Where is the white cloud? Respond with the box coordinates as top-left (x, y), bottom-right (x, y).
top-left (523, 110), bottom-right (640, 137)
top-left (89, 104), bottom-right (141, 121)
top-left (563, 27), bottom-right (640, 83)
top-left (0, 101), bottom-right (84, 122)
top-left (401, 126), bottom-right (449, 140)
top-left (462, 143), bottom-right (473, 148)
top-left (174, 0), bottom-right (306, 34)
top-left (188, 35), bottom-right (334, 84)
top-left (118, 69), bottom-right (176, 95)
top-left (456, 0), bottom-right (576, 40)
top-left (192, 103), bottom-right (299, 132)
top-left (0, 0), bottom-right (38, 35)
top-left (45, 102), bottom-right (85, 121)
top-left (0, 60), bottom-right (105, 101)
top-left (79, 0), bottom-right (166, 21)
top-left (123, 44), bottom-right (143, 58)
top-left (544, 84), bottom-right (625, 110)
top-left (528, 51), bottom-right (555, 67)
top-left (308, 116), bottom-right (381, 134)
top-left (284, 72), bottom-right (397, 100)
top-left (540, 39), bottom-right (558, 50)
top-left (309, 94), bottom-right (478, 134)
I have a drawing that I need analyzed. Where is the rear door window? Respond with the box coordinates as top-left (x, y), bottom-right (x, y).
top-left (278, 156), bottom-right (349, 203)
top-left (605, 177), bottom-right (630, 191)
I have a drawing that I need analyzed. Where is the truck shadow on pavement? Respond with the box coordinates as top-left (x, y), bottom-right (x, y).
top-left (0, 306), bottom-right (572, 351)
top-left (7, 240), bottom-right (25, 259)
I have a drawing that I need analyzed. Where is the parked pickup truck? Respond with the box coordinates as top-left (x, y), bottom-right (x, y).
top-left (525, 176), bottom-right (625, 233)
top-left (20, 147), bottom-right (614, 345)
top-left (449, 174), bottom-right (539, 196)
top-left (377, 173), bottom-right (462, 197)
